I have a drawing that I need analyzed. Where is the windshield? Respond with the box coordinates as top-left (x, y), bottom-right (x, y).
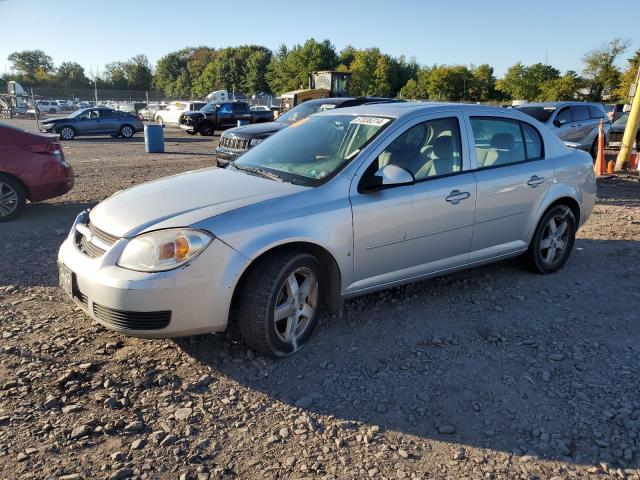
top-left (515, 106), bottom-right (556, 122)
top-left (69, 109), bottom-right (89, 118)
top-left (277, 101), bottom-right (337, 124)
top-left (200, 102), bottom-right (218, 113)
top-left (234, 114), bottom-right (393, 186)
top-left (613, 114), bottom-right (629, 125)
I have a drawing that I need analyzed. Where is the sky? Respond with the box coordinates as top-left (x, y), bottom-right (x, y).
top-left (0, 0), bottom-right (638, 78)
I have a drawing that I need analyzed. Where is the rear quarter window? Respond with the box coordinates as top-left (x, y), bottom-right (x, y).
top-left (588, 106), bottom-right (605, 119)
top-left (571, 105), bottom-right (590, 122)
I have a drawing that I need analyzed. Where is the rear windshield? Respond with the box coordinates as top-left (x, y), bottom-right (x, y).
top-left (515, 106), bottom-right (556, 122)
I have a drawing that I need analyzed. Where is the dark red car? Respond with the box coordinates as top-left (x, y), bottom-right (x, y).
top-left (0, 123), bottom-right (74, 221)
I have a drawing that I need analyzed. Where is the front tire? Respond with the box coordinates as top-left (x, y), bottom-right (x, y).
top-left (237, 251), bottom-right (324, 357)
top-left (58, 126), bottom-right (76, 140)
top-left (525, 205), bottom-right (576, 274)
top-left (0, 174), bottom-right (27, 222)
top-left (198, 122), bottom-right (214, 136)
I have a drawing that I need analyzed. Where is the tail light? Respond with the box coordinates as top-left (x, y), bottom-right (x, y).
top-left (29, 142), bottom-right (61, 155)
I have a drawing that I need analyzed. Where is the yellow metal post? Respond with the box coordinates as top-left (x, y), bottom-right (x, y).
top-left (615, 65), bottom-right (640, 171)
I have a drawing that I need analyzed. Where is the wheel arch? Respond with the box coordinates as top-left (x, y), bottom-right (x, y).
top-left (229, 241), bottom-right (343, 321)
top-left (528, 193), bottom-right (581, 244)
top-left (0, 171), bottom-right (31, 200)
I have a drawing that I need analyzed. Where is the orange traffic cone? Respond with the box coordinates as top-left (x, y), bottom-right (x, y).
top-left (593, 119), bottom-right (607, 176)
top-left (607, 160), bottom-right (615, 175)
top-left (628, 141), bottom-right (639, 171)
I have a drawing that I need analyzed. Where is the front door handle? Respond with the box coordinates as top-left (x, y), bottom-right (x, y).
top-left (445, 190), bottom-right (470, 204)
top-left (527, 175), bottom-right (545, 187)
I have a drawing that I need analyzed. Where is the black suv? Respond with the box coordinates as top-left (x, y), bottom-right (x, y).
top-left (215, 97), bottom-right (402, 166)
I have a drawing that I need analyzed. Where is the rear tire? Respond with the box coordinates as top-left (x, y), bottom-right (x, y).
top-left (0, 174), bottom-right (27, 222)
top-left (236, 251), bottom-right (324, 357)
top-left (119, 124), bottom-right (134, 138)
top-left (185, 130), bottom-right (197, 135)
top-left (525, 205), bottom-right (576, 274)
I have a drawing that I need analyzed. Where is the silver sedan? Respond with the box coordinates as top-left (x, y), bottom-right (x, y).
top-left (57, 103), bottom-right (596, 357)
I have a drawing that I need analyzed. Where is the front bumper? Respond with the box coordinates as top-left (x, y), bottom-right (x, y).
top-left (57, 215), bottom-right (249, 338)
top-left (215, 146), bottom-right (241, 166)
top-left (179, 124), bottom-right (196, 133)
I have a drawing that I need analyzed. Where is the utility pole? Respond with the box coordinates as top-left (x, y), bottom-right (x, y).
top-left (615, 63), bottom-right (640, 171)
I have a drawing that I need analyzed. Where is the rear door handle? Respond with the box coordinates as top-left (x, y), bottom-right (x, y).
top-left (527, 175), bottom-right (545, 187)
top-left (445, 190), bottom-right (470, 204)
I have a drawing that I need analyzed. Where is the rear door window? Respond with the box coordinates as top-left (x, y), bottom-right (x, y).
top-left (470, 117), bottom-right (526, 168)
top-left (570, 105), bottom-right (590, 122)
top-left (232, 103), bottom-right (248, 113)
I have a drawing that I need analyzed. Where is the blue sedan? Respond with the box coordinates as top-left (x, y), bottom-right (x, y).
top-left (40, 107), bottom-right (144, 140)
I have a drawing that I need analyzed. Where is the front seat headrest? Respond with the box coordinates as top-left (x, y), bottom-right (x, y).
top-left (490, 133), bottom-right (515, 150)
top-left (433, 135), bottom-right (453, 158)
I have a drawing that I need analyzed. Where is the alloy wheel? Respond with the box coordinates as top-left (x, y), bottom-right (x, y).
top-left (273, 267), bottom-right (318, 349)
top-left (0, 181), bottom-right (18, 217)
top-left (121, 126), bottom-right (133, 138)
top-left (60, 127), bottom-right (74, 140)
top-left (539, 214), bottom-right (570, 265)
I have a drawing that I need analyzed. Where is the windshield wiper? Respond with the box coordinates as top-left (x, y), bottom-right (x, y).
top-left (232, 163), bottom-right (284, 182)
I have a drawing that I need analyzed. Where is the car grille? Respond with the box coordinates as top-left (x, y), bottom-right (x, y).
top-left (609, 132), bottom-right (623, 143)
top-left (75, 221), bottom-right (119, 258)
top-left (92, 303), bottom-right (171, 330)
top-left (219, 136), bottom-right (250, 151)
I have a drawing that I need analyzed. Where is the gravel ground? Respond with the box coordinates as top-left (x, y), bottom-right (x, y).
top-left (1, 117), bottom-right (639, 479)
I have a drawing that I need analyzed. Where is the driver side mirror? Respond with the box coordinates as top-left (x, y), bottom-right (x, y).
top-left (554, 118), bottom-right (567, 127)
top-left (360, 164), bottom-right (415, 193)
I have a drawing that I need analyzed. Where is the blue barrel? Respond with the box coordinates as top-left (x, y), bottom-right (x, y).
top-left (237, 119), bottom-right (249, 127)
top-left (144, 124), bottom-right (164, 153)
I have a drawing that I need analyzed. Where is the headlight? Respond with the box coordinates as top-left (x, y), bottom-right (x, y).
top-left (118, 228), bottom-right (213, 272)
top-left (250, 138), bottom-right (264, 146)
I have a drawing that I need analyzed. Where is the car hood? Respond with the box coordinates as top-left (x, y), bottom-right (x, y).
top-left (89, 167), bottom-right (306, 238)
top-left (41, 117), bottom-right (68, 124)
top-left (610, 123), bottom-right (626, 133)
top-left (223, 121), bottom-right (288, 138)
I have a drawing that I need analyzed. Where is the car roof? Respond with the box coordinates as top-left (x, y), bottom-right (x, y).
top-left (516, 101), bottom-right (603, 108)
top-left (316, 101), bottom-right (549, 122)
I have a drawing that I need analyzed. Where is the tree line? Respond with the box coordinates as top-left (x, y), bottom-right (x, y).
top-left (2, 38), bottom-right (638, 103)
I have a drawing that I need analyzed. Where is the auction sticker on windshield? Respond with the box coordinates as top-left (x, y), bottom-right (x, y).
top-left (350, 116), bottom-right (391, 126)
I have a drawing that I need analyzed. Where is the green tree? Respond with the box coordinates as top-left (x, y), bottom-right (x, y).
top-left (496, 62), bottom-right (560, 101)
top-left (55, 62), bottom-right (88, 88)
top-left (582, 38), bottom-right (630, 101)
top-left (614, 48), bottom-right (640, 101)
top-left (266, 39), bottom-right (338, 94)
top-left (426, 65), bottom-right (472, 101)
top-left (153, 48), bottom-right (193, 97)
top-left (192, 45), bottom-right (271, 97)
top-left (468, 64), bottom-right (496, 102)
top-left (537, 71), bottom-right (582, 101)
top-left (103, 62), bottom-right (128, 89)
top-left (7, 50), bottom-right (54, 83)
top-left (124, 54), bottom-right (153, 90)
